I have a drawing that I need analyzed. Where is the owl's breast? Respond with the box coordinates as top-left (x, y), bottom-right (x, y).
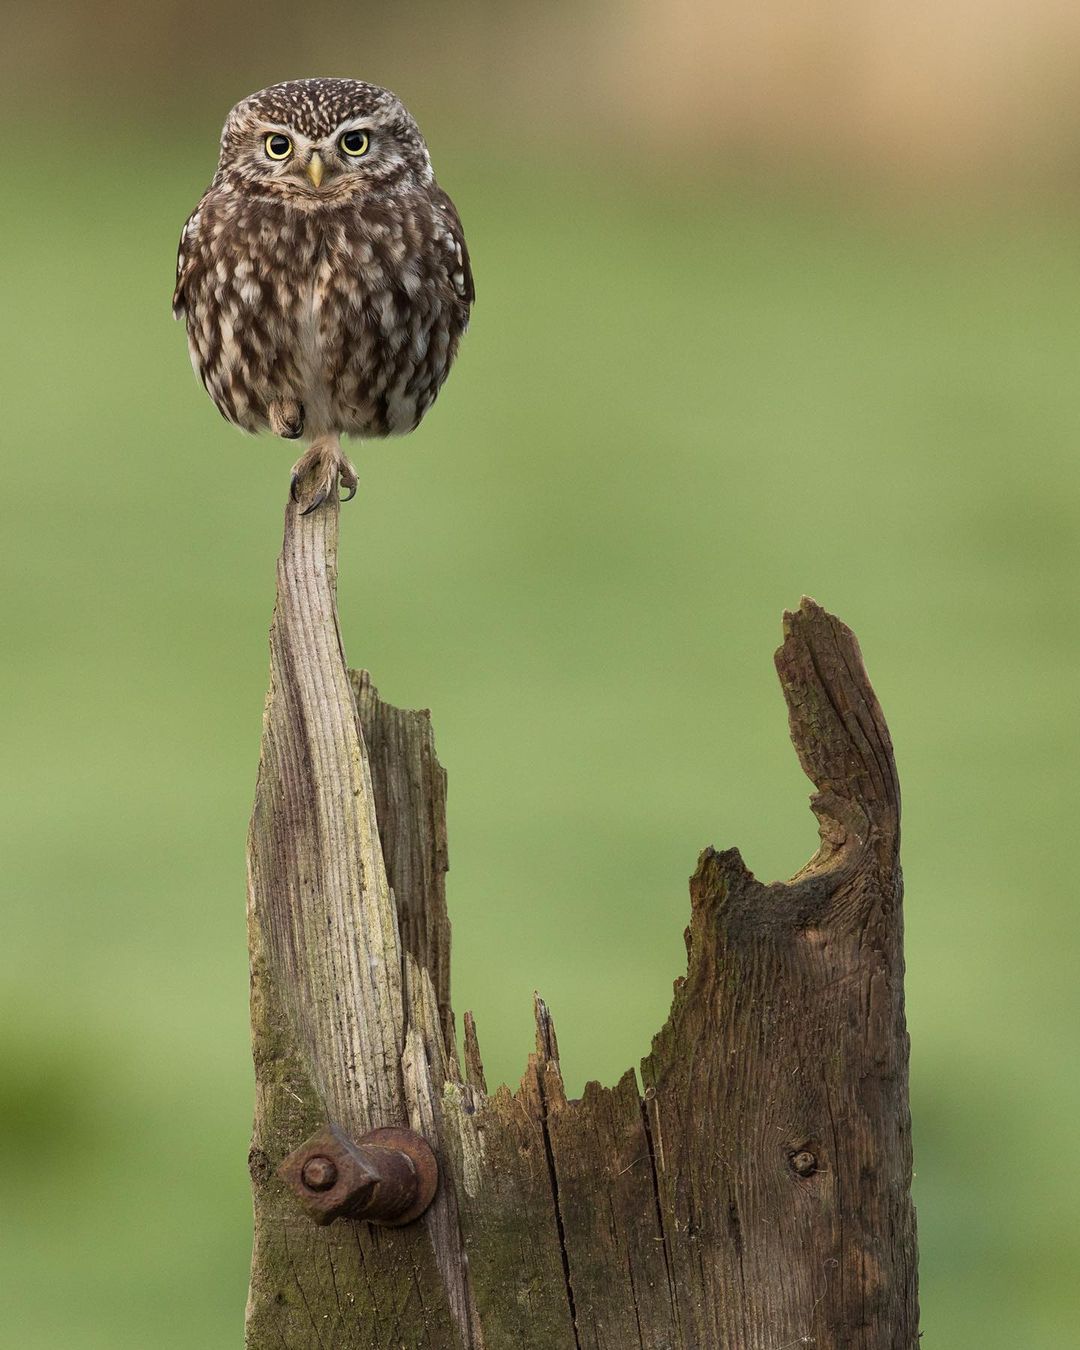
top-left (299, 207), bottom-right (466, 440)
top-left (186, 196), bottom-right (468, 440)
top-left (183, 200), bottom-right (322, 433)
top-left (292, 254), bottom-right (339, 438)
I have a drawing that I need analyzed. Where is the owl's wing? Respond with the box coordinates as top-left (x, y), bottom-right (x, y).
top-left (172, 203), bottom-right (205, 320)
top-left (432, 188), bottom-right (475, 315)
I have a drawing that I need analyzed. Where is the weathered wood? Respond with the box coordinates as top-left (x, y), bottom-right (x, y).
top-left (350, 668), bottom-right (454, 1056)
top-left (246, 495), bottom-right (919, 1348)
top-left (245, 498), bottom-right (467, 1348)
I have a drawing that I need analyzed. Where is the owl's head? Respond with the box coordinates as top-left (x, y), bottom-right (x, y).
top-left (216, 78), bottom-right (433, 205)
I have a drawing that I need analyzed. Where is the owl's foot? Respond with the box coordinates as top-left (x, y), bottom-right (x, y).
top-left (269, 398), bottom-right (305, 440)
top-left (289, 436), bottom-right (358, 516)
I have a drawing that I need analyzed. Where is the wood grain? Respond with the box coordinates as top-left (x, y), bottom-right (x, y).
top-left (245, 497), bottom-right (465, 1348)
top-left (246, 490), bottom-right (918, 1349)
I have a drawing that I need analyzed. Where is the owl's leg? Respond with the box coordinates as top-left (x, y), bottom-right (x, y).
top-left (289, 434), bottom-right (359, 516)
top-left (268, 397), bottom-right (305, 439)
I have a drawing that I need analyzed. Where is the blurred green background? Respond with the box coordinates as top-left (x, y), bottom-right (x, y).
top-left (2, 2), bottom-right (1080, 1346)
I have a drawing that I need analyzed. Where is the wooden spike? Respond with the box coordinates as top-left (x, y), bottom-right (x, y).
top-left (463, 1010), bottom-right (488, 1094)
top-left (533, 992), bottom-right (560, 1063)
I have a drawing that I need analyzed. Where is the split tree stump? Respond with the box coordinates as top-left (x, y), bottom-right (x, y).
top-left (244, 496), bottom-right (919, 1349)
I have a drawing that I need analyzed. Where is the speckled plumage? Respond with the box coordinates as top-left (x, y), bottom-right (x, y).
top-left (173, 78), bottom-right (473, 508)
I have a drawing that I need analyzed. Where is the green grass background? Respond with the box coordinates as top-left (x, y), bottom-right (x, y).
top-left (2, 135), bottom-right (1079, 1345)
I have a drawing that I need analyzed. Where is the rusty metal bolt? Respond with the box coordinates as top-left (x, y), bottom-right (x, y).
top-left (278, 1123), bottom-right (438, 1227)
top-left (791, 1150), bottom-right (818, 1178)
top-left (300, 1155), bottom-right (338, 1191)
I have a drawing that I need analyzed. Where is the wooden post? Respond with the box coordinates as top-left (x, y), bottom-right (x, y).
top-left (245, 496), bottom-right (919, 1348)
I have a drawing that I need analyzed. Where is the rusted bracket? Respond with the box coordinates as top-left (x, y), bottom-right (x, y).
top-left (278, 1124), bottom-right (439, 1227)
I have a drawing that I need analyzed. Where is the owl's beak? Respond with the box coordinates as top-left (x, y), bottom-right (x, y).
top-left (306, 152), bottom-right (326, 189)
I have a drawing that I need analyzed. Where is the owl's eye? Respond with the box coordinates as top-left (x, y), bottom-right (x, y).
top-left (339, 130), bottom-right (370, 158)
top-left (264, 133), bottom-right (293, 161)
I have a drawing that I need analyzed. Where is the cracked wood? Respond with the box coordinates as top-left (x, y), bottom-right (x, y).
top-left (245, 494), bottom-right (918, 1348)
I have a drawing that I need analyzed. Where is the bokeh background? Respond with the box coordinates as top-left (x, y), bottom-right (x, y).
top-left (3, 2), bottom-right (1079, 1345)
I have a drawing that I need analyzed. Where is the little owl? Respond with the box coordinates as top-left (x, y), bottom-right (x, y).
top-left (173, 78), bottom-right (473, 512)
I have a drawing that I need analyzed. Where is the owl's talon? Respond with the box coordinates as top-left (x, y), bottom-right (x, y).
top-left (338, 462), bottom-right (359, 504)
top-left (270, 398), bottom-right (305, 440)
top-left (290, 436), bottom-right (357, 516)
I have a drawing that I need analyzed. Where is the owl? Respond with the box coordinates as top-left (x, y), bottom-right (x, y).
top-left (173, 79), bottom-right (474, 513)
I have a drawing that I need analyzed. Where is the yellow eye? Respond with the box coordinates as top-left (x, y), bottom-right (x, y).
top-left (339, 130), bottom-right (370, 158)
top-left (264, 133), bottom-right (293, 161)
